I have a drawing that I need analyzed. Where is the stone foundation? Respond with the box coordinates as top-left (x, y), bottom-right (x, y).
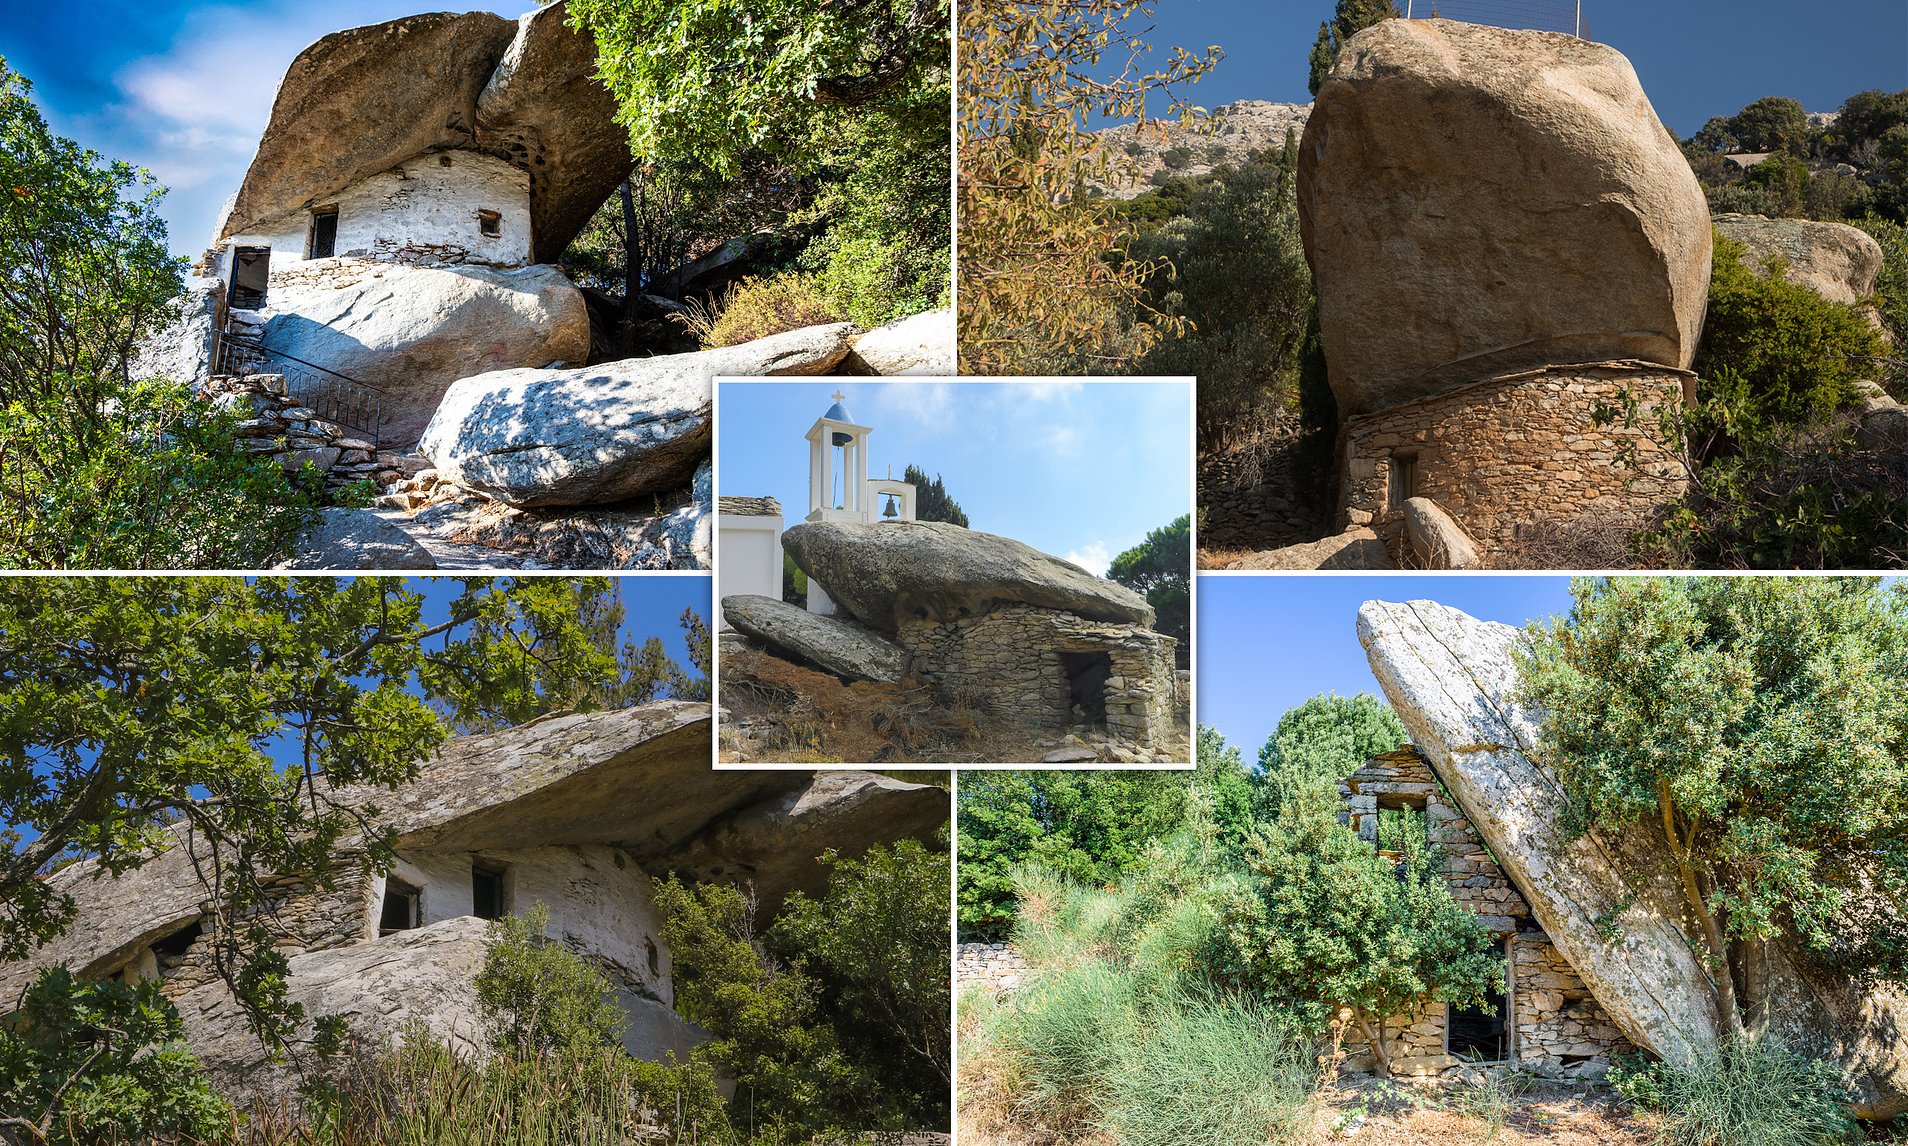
top-left (896, 603), bottom-right (1178, 748)
top-left (1338, 362), bottom-right (1694, 560)
top-left (202, 374), bottom-right (421, 495)
top-left (956, 942), bottom-right (1032, 993)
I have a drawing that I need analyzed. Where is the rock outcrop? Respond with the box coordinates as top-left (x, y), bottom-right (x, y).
top-left (1713, 212), bottom-right (1884, 306)
top-left (275, 507), bottom-right (438, 570)
top-left (1401, 497), bottom-right (1481, 570)
top-left (419, 323), bottom-right (850, 507)
top-left (217, 1), bottom-right (626, 263)
top-left (781, 520), bottom-right (1155, 634)
top-left (844, 308), bottom-right (955, 375)
top-left (1224, 527), bottom-right (1393, 571)
top-left (133, 276), bottom-right (223, 386)
top-left (259, 262), bottom-right (589, 444)
top-left (1299, 19), bottom-right (1711, 419)
top-left (1359, 598), bottom-right (1908, 1117)
top-left (721, 594), bottom-right (911, 682)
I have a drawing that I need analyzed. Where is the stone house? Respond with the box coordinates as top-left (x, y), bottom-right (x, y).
top-left (0, 704), bottom-right (947, 1098)
top-left (1338, 748), bottom-right (1631, 1076)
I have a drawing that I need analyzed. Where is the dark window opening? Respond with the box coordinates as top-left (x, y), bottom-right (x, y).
top-left (645, 937), bottom-right (661, 978)
top-left (478, 210), bottom-right (502, 238)
top-left (1388, 452), bottom-right (1419, 510)
top-left (228, 245), bottom-right (270, 309)
top-left (1448, 942), bottom-right (1509, 1062)
top-left (1060, 651), bottom-right (1113, 726)
top-left (472, 862), bottom-right (508, 921)
top-left (380, 879), bottom-right (421, 935)
top-left (308, 208), bottom-right (338, 259)
top-left (152, 918), bottom-right (203, 959)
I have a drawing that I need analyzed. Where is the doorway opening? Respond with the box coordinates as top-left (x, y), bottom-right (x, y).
top-left (1060, 651), bottom-right (1112, 726)
top-left (1447, 939), bottom-right (1510, 1061)
top-left (471, 861), bottom-right (509, 921)
top-left (228, 246), bottom-right (271, 309)
top-left (308, 208), bottom-right (338, 259)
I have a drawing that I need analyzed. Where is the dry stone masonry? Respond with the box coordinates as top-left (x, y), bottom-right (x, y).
top-left (956, 943), bottom-right (1033, 994)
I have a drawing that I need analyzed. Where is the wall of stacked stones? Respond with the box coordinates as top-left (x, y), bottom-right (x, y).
top-left (1513, 938), bottom-right (1632, 1065)
top-left (955, 943), bottom-right (1033, 993)
top-left (203, 374), bottom-right (416, 493)
top-left (143, 861), bottom-right (373, 1001)
top-left (1338, 365), bottom-right (1694, 558)
top-left (896, 603), bottom-right (1177, 747)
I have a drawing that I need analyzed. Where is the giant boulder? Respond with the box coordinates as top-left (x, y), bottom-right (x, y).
top-left (1713, 212), bottom-right (1885, 306)
top-left (781, 519), bottom-right (1155, 634)
top-left (419, 323), bottom-right (852, 507)
top-left (259, 262), bottom-right (588, 444)
top-left (1299, 19), bottom-right (1712, 418)
top-left (274, 507), bottom-right (438, 570)
top-left (844, 308), bottom-right (956, 375)
top-left (1359, 598), bottom-right (1908, 1117)
top-left (132, 275), bottom-right (223, 386)
top-left (721, 594), bottom-right (911, 682)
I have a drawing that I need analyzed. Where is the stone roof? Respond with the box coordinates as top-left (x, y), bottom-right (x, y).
top-left (718, 495), bottom-right (783, 517)
top-left (1, 703), bottom-right (945, 999)
top-left (216, 1), bottom-right (630, 263)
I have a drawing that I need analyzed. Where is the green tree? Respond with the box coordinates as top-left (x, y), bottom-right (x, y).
top-left (772, 835), bottom-right (952, 1127)
top-left (1212, 782), bottom-right (1501, 1076)
top-left (1516, 577), bottom-right (1908, 1037)
top-left (0, 969), bottom-right (231, 1146)
top-left (650, 878), bottom-right (867, 1136)
top-left (1308, 0), bottom-right (1399, 96)
top-left (474, 904), bottom-right (627, 1058)
top-left (0, 59), bottom-right (317, 568)
top-left (903, 463), bottom-right (969, 526)
top-left (1727, 96), bottom-right (1813, 156)
top-left (1254, 692), bottom-right (1407, 817)
top-left (0, 577), bottom-right (694, 1040)
top-left (1108, 515), bottom-right (1190, 666)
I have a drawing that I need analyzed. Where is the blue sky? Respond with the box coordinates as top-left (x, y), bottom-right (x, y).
top-left (717, 379), bottom-right (1194, 575)
top-left (1194, 574), bottom-right (1578, 764)
top-left (4, 1), bottom-right (1902, 261)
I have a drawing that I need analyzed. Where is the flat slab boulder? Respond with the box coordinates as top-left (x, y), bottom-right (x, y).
top-left (845, 308), bottom-right (955, 375)
top-left (420, 323), bottom-right (851, 507)
top-left (722, 594), bottom-right (910, 682)
top-left (1225, 526), bottom-right (1393, 570)
top-left (275, 507), bottom-right (437, 570)
top-left (1359, 598), bottom-right (1908, 1116)
top-left (1299, 19), bottom-right (1711, 418)
top-left (782, 519), bottom-right (1154, 633)
top-left (260, 262), bottom-right (589, 444)
top-left (1713, 212), bottom-right (1885, 306)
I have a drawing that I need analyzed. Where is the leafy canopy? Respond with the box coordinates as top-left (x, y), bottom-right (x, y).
top-left (474, 903), bottom-right (628, 1059)
top-left (1255, 692), bottom-right (1407, 818)
top-left (902, 463), bottom-right (969, 527)
top-left (0, 577), bottom-right (702, 1040)
top-left (1108, 515), bottom-right (1190, 666)
top-left (1517, 577), bottom-right (1908, 1033)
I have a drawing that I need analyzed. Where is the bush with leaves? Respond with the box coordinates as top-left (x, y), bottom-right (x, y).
top-left (0, 968), bottom-right (231, 1146)
top-left (901, 464), bottom-right (968, 526)
top-left (474, 904), bottom-right (628, 1059)
top-left (1107, 515), bottom-right (1190, 666)
top-left (1253, 692), bottom-right (1406, 818)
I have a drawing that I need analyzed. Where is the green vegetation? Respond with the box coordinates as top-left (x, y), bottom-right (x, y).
top-left (1254, 691), bottom-right (1406, 817)
top-left (902, 463), bottom-right (969, 526)
top-left (1610, 1040), bottom-right (1857, 1146)
top-left (0, 59), bottom-right (319, 569)
top-left (1108, 515), bottom-right (1190, 667)
top-left (1517, 577), bottom-right (1908, 1037)
top-left (1308, 1), bottom-right (1399, 96)
top-left (0, 578), bottom-right (704, 1041)
top-left (474, 905), bottom-right (628, 1058)
top-left (565, 0), bottom-right (949, 337)
top-left (0, 970), bottom-right (232, 1145)
top-left (1683, 89), bottom-right (1908, 223)
top-left (673, 273), bottom-right (843, 348)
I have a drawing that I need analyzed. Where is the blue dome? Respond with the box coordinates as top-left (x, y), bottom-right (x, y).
top-left (823, 400), bottom-right (854, 423)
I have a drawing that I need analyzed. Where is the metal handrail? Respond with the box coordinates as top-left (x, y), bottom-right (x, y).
top-left (213, 330), bottom-right (385, 442)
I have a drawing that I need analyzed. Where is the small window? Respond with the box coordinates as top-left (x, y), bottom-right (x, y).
top-left (380, 879), bottom-right (421, 935)
top-left (1388, 452), bottom-right (1419, 510)
top-left (471, 862), bottom-right (508, 921)
top-left (478, 210), bottom-right (502, 238)
top-left (153, 918), bottom-right (204, 958)
top-left (309, 208), bottom-right (338, 259)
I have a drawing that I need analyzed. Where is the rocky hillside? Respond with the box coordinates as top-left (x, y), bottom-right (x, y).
top-left (1091, 100), bottom-right (1311, 199)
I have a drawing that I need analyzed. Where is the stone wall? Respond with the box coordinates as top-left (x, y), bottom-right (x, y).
top-left (1337, 362), bottom-right (1694, 560)
top-left (896, 603), bottom-right (1178, 749)
top-left (203, 373), bottom-right (419, 495)
top-left (956, 942), bottom-right (1032, 993)
top-left (1339, 748), bottom-right (1629, 1073)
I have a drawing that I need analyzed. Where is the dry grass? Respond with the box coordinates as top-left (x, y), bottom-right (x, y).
top-left (672, 274), bottom-right (841, 348)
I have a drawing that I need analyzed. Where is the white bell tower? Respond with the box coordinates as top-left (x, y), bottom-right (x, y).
top-left (806, 392), bottom-right (873, 524)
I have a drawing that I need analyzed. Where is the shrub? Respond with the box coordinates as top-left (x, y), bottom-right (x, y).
top-left (1609, 1040), bottom-right (1856, 1146)
top-left (473, 903), bottom-right (626, 1058)
top-left (1852, 216), bottom-right (1908, 391)
top-left (1100, 989), bottom-right (1315, 1146)
top-left (994, 959), bottom-right (1137, 1120)
top-left (673, 274), bottom-right (841, 349)
top-left (0, 968), bottom-right (232, 1146)
top-left (1694, 233), bottom-right (1887, 428)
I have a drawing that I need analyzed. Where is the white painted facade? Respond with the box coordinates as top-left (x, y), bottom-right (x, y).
top-left (216, 150), bottom-right (532, 282)
top-left (716, 513), bottom-right (783, 631)
top-left (375, 843), bottom-right (673, 1008)
top-left (802, 392), bottom-right (914, 615)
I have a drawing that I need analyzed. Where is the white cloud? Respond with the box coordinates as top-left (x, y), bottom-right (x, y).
top-left (1019, 380), bottom-right (1083, 403)
top-left (865, 380), bottom-right (956, 432)
top-left (1064, 542), bottom-right (1110, 577)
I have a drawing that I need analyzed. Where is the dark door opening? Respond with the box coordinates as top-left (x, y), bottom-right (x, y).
top-left (471, 862), bottom-right (508, 921)
top-left (228, 246), bottom-right (271, 309)
top-left (309, 209), bottom-right (338, 258)
top-left (1448, 941), bottom-right (1509, 1061)
top-left (380, 879), bottom-right (421, 935)
top-left (1060, 651), bottom-right (1112, 725)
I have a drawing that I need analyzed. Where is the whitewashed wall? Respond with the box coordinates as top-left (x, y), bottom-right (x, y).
top-left (219, 151), bottom-right (532, 278)
top-left (716, 516), bottom-right (783, 629)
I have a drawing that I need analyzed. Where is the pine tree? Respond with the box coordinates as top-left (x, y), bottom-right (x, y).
top-left (1308, 0), bottom-right (1401, 95)
top-left (903, 463), bottom-right (970, 526)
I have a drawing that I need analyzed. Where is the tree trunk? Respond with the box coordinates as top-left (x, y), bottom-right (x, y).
top-left (1354, 1010), bottom-right (1392, 1078)
top-left (618, 178), bottom-right (639, 359)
